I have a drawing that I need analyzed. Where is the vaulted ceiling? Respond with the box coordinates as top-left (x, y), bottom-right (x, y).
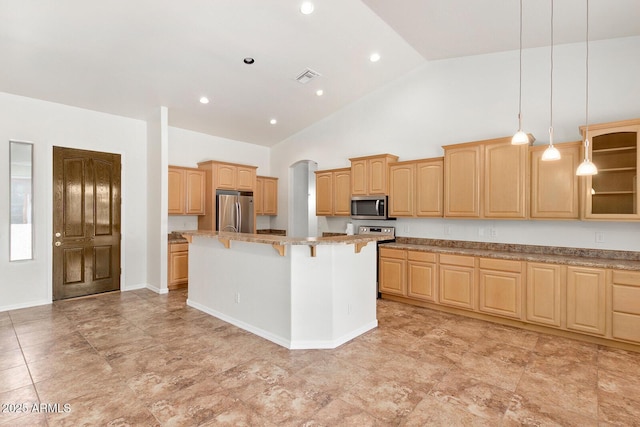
top-left (1, 0), bottom-right (638, 146)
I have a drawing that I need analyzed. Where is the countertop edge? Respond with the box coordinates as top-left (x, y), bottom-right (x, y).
top-left (381, 242), bottom-right (640, 271)
top-left (178, 230), bottom-right (387, 246)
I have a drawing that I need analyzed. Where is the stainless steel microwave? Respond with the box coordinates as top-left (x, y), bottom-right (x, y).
top-left (351, 195), bottom-right (390, 220)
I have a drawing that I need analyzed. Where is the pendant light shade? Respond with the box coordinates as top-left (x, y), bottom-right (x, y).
top-left (576, 0), bottom-right (598, 176)
top-left (541, 0), bottom-right (560, 161)
top-left (511, 0), bottom-right (534, 145)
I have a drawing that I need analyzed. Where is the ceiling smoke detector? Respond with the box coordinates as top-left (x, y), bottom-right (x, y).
top-left (295, 68), bottom-right (321, 84)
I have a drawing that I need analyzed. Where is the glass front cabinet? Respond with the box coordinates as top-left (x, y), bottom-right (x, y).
top-left (580, 119), bottom-right (640, 220)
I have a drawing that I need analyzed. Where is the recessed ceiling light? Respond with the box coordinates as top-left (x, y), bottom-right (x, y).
top-left (316, 89), bottom-right (324, 96)
top-left (300, 2), bottom-right (314, 15)
top-left (369, 52), bottom-right (381, 63)
top-left (270, 119), bottom-right (277, 125)
top-left (243, 57), bottom-right (255, 65)
top-left (199, 96), bottom-right (209, 104)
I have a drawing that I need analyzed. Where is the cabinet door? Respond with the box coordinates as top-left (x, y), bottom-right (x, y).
top-left (526, 262), bottom-right (563, 328)
top-left (566, 266), bottom-right (606, 336)
top-left (315, 172), bottom-right (333, 216)
top-left (168, 168), bottom-right (185, 214)
top-left (439, 254), bottom-right (476, 310)
top-left (407, 251), bottom-right (437, 302)
top-left (350, 159), bottom-right (368, 195)
top-left (611, 270), bottom-right (640, 343)
top-left (185, 169), bottom-right (205, 215)
top-left (333, 170), bottom-right (351, 216)
top-left (530, 142), bottom-right (580, 219)
top-left (484, 142), bottom-right (527, 218)
top-left (389, 163), bottom-right (414, 217)
top-left (263, 178), bottom-right (278, 215)
top-left (416, 159), bottom-right (443, 217)
top-left (217, 164), bottom-right (236, 189)
top-left (478, 259), bottom-right (523, 320)
top-left (444, 145), bottom-right (482, 217)
top-left (168, 244), bottom-right (189, 289)
top-left (237, 166), bottom-right (256, 191)
top-left (369, 157), bottom-right (388, 195)
top-left (255, 177), bottom-right (264, 215)
top-left (379, 248), bottom-right (406, 296)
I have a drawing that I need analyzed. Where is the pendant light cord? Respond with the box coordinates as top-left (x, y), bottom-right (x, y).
top-left (518, 0), bottom-right (523, 129)
top-left (584, 0), bottom-right (590, 160)
top-left (549, 0), bottom-right (554, 145)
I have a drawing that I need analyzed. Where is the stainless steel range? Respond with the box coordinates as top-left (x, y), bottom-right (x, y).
top-left (358, 226), bottom-right (396, 298)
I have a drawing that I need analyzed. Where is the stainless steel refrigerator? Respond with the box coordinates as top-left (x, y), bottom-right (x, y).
top-left (216, 190), bottom-right (254, 233)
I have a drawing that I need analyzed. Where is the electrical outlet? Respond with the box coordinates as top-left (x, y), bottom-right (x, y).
top-left (347, 303), bottom-right (352, 315)
top-left (478, 228), bottom-right (485, 237)
top-left (595, 232), bottom-right (605, 243)
top-left (404, 224), bottom-right (409, 233)
top-left (490, 228), bottom-right (497, 237)
top-left (235, 292), bottom-right (240, 304)
top-left (444, 225), bottom-right (451, 236)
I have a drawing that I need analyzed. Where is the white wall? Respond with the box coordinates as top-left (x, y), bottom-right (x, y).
top-left (0, 92), bottom-right (148, 310)
top-left (270, 36), bottom-right (640, 251)
top-left (166, 127), bottom-right (271, 232)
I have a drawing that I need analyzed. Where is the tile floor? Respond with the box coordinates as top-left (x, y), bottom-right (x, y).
top-left (1, 288), bottom-right (640, 426)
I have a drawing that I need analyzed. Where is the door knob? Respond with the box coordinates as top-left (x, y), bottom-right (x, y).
top-left (55, 241), bottom-right (61, 247)
top-left (55, 232), bottom-right (61, 237)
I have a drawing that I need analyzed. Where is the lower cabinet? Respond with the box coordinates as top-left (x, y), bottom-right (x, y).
top-left (566, 266), bottom-right (606, 336)
top-left (478, 258), bottom-right (524, 320)
top-left (526, 262), bottom-right (563, 328)
top-left (611, 270), bottom-right (640, 343)
top-left (379, 248), bottom-right (406, 296)
top-left (379, 246), bottom-right (640, 348)
top-left (168, 243), bottom-right (188, 290)
top-left (438, 254), bottom-right (476, 310)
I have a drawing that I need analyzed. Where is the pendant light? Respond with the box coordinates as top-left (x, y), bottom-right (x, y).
top-left (576, 0), bottom-right (598, 176)
top-left (542, 0), bottom-right (561, 161)
top-left (512, 0), bottom-right (534, 145)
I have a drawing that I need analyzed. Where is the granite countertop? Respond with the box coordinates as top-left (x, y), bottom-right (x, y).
top-left (179, 230), bottom-right (389, 246)
top-left (382, 238), bottom-right (640, 271)
top-left (168, 232), bottom-right (188, 244)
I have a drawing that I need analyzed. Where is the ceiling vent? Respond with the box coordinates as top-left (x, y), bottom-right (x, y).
top-left (295, 68), bottom-right (321, 84)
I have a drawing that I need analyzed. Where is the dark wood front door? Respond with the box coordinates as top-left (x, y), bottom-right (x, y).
top-left (53, 147), bottom-right (121, 300)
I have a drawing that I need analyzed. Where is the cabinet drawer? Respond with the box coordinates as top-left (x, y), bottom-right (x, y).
top-left (479, 258), bottom-right (522, 273)
top-left (612, 312), bottom-right (640, 343)
top-left (170, 243), bottom-right (189, 253)
top-left (613, 284), bottom-right (640, 315)
top-left (612, 270), bottom-right (640, 287)
top-left (439, 253), bottom-right (475, 267)
top-left (379, 248), bottom-right (406, 260)
top-left (407, 251), bottom-right (436, 263)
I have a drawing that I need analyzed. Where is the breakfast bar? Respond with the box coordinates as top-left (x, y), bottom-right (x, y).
top-left (180, 230), bottom-right (386, 349)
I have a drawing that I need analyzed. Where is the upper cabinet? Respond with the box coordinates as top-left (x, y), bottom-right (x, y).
top-left (530, 141), bottom-right (581, 219)
top-left (350, 154), bottom-right (398, 195)
top-left (389, 158), bottom-right (443, 218)
top-left (315, 168), bottom-right (351, 217)
top-left (256, 176), bottom-right (278, 216)
top-left (580, 118), bottom-right (640, 220)
top-left (215, 163), bottom-right (256, 191)
top-left (444, 137), bottom-right (528, 219)
top-left (168, 166), bottom-right (205, 215)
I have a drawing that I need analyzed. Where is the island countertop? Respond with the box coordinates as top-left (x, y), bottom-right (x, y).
top-left (178, 230), bottom-right (389, 246)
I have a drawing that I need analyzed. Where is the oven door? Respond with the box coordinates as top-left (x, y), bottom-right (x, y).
top-left (351, 196), bottom-right (388, 220)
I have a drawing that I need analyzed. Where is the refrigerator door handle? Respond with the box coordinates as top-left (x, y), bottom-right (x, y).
top-left (236, 201), bottom-right (241, 232)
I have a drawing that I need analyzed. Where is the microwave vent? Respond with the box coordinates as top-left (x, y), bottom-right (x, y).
top-left (295, 68), bottom-right (321, 84)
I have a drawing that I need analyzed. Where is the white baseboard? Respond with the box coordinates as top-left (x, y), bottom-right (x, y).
top-left (145, 284), bottom-right (169, 294)
top-left (0, 299), bottom-right (51, 313)
top-left (120, 283), bottom-right (147, 291)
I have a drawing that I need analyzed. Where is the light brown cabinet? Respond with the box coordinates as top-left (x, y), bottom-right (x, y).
top-left (611, 270), bottom-right (640, 343)
top-left (530, 141), bottom-right (581, 219)
top-left (566, 266), bottom-right (606, 336)
top-left (580, 118), bottom-right (640, 220)
top-left (526, 262), bottom-right (564, 328)
top-left (379, 248), bottom-right (406, 296)
top-left (350, 154), bottom-right (398, 195)
top-left (407, 251), bottom-right (437, 302)
top-left (389, 158), bottom-right (443, 218)
top-left (444, 136), bottom-right (528, 219)
top-left (197, 160), bottom-right (258, 231)
top-left (315, 168), bottom-right (351, 216)
top-left (168, 242), bottom-right (188, 290)
top-left (256, 176), bottom-right (278, 216)
top-left (438, 254), bottom-right (476, 310)
top-left (478, 258), bottom-right (524, 320)
top-left (168, 166), bottom-right (205, 215)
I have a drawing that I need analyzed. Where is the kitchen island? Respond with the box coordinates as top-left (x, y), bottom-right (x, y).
top-left (179, 230), bottom-right (386, 349)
